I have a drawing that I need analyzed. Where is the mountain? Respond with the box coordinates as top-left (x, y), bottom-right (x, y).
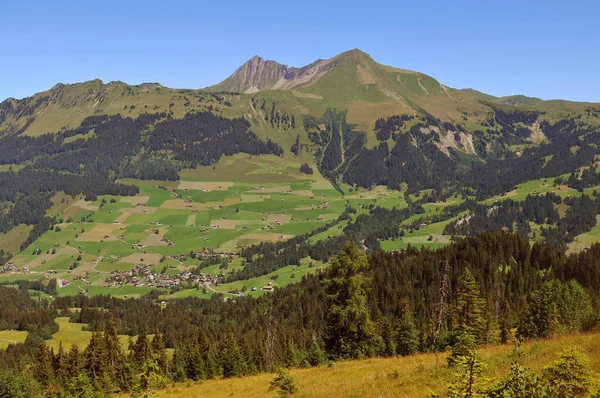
top-left (2, 48), bottom-right (595, 140)
top-left (210, 48), bottom-right (595, 138)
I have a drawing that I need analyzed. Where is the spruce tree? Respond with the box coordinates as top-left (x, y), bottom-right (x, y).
top-left (104, 318), bottom-right (123, 370)
top-left (220, 331), bottom-right (247, 378)
top-left (66, 344), bottom-right (82, 377)
top-left (449, 268), bottom-right (487, 365)
top-left (446, 351), bottom-right (486, 398)
top-left (132, 331), bottom-right (151, 371)
top-left (33, 342), bottom-right (54, 388)
top-left (395, 299), bottom-right (418, 356)
top-left (83, 330), bottom-right (110, 391)
top-left (323, 243), bottom-right (376, 359)
top-left (151, 332), bottom-right (168, 375)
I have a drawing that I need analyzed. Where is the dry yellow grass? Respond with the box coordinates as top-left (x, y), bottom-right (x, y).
top-left (0, 224), bottom-right (33, 253)
top-left (119, 196), bottom-right (150, 205)
top-left (0, 330), bottom-right (28, 350)
top-left (139, 231), bottom-right (168, 246)
top-left (63, 205), bottom-right (88, 220)
top-left (119, 253), bottom-right (162, 265)
top-left (161, 200), bottom-right (207, 211)
top-left (211, 220), bottom-right (237, 229)
top-left (267, 214), bottom-right (291, 223)
top-left (115, 212), bottom-right (132, 223)
top-left (293, 189), bottom-right (314, 197)
top-left (77, 224), bottom-right (120, 242)
top-left (145, 332), bottom-right (600, 398)
top-left (248, 185), bottom-right (292, 194)
top-left (119, 206), bottom-right (158, 214)
top-left (186, 215), bottom-right (196, 226)
top-left (177, 181), bottom-right (233, 191)
top-left (68, 199), bottom-right (99, 211)
top-left (24, 247), bottom-right (75, 269)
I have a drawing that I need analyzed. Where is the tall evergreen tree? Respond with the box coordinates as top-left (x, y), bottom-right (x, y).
top-left (323, 243), bottom-right (376, 359)
top-left (151, 332), bottom-right (168, 375)
top-left (220, 331), bottom-right (247, 378)
top-left (33, 343), bottom-right (54, 388)
top-left (449, 268), bottom-right (488, 365)
top-left (395, 299), bottom-right (418, 356)
top-left (132, 331), bottom-right (151, 371)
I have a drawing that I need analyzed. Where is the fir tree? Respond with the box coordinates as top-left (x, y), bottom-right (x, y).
top-left (544, 349), bottom-right (595, 398)
top-left (446, 351), bottom-right (486, 398)
top-left (132, 331), bottom-right (151, 371)
top-left (449, 268), bottom-right (487, 365)
top-left (395, 298), bottom-right (419, 356)
top-left (151, 332), bottom-right (168, 375)
top-left (220, 331), bottom-right (247, 378)
top-left (323, 243), bottom-right (376, 359)
top-left (33, 343), bottom-right (54, 388)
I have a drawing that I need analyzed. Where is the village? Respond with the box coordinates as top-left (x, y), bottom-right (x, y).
top-left (104, 264), bottom-right (221, 289)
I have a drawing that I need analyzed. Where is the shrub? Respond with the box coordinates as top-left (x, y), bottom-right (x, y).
top-left (269, 368), bottom-right (298, 396)
top-left (544, 349), bottom-right (595, 397)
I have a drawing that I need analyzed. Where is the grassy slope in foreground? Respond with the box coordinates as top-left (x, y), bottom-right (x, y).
top-left (132, 332), bottom-right (600, 398)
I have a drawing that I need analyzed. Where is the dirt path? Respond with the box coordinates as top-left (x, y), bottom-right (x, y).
top-left (416, 73), bottom-right (429, 94)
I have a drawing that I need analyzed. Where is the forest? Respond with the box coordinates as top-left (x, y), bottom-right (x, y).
top-left (0, 232), bottom-right (599, 396)
top-left (0, 111), bottom-right (283, 264)
top-left (305, 109), bottom-right (600, 198)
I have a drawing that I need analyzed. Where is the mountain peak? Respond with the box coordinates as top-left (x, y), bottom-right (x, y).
top-left (209, 49), bottom-right (376, 93)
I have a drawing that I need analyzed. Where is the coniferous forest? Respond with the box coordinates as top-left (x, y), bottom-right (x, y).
top-left (1, 232), bottom-right (600, 396)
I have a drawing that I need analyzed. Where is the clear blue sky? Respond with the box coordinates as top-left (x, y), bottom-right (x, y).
top-left (1, 0), bottom-right (599, 102)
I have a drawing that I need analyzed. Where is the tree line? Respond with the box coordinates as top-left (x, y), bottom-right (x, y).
top-left (1, 232), bottom-right (599, 396)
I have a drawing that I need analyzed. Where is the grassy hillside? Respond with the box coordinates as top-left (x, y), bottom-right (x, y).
top-left (137, 332), bottom-right (600, 398)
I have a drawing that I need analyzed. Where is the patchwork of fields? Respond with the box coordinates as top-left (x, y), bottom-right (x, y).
top-left (0, 155), bottom-right (354, 298)
top-left (3, 153), bottom-right (600, 299)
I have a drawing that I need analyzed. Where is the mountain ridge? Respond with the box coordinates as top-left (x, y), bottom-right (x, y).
top-left (1, 48), bottom-right (598, 139)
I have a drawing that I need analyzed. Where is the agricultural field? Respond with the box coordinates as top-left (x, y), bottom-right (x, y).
top-left (4, 150), bottom-right (600, 299)
top-left (0, 154), bottom-right (347, 298)
top-left (0, 329), bottom-right (28, 350)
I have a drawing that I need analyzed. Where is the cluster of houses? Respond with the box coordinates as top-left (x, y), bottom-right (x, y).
top-left (106, 264), bottom-right (221, 289)
top-left (170, 248), bottom-right (236, 263)
top-left (0, 262), bottom-right (27, 273)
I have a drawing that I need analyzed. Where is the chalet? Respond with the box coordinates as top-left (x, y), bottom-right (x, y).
top-left (262, 285), bottom-right (274, 291)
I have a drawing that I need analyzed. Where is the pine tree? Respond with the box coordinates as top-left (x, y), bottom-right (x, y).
top-left (66, 344), bottom-right (82, 377)
top-left (171, 345), bottom-right (188, 382)
top-left (544, 349), bottom-right (594, 398)
top-left (450, 268), bottom-right (487, 365)
top-left (151, 332), bottom-right (168, 375)
top-left (115, 359), bottom-right (134, 393)
top-left (220, 331), bottom-right (247, 378)
top-left (446, 351), bottom-right (486, 398)
top-left (185, 342), bottom-right (205, 381)
top-left (323, 243), bottom-right (376, 359)
top-left (83, 330), bottom-right (109, 390)
top-left (104, 318), bottom-right (123, 370)
top-left (132, 330), bottom-right (151, 371)
top-left (395, 299), bottom-right (418, 356)
top-left (54, 342), bottom-right (69, 386)
top-left (33, 342), bottom-right (54, 388)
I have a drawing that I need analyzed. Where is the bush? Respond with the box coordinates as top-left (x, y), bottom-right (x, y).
top-left (269, 368), bottom-right (298, 396)
top-left (544, 349), bottom-right (595, 397)
top-left (300, 163), bottom-right (314, 175)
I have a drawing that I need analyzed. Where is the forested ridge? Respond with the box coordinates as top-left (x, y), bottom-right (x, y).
top-left (0, 111), bottom-right (283, 263)
top-left (1, 232), bottom-right (600, 396)
top-left (305, 108), bottom-right (600, 199)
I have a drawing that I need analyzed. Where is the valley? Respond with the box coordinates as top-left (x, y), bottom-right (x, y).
top-left (1, 46), bottom-right (600, 398)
